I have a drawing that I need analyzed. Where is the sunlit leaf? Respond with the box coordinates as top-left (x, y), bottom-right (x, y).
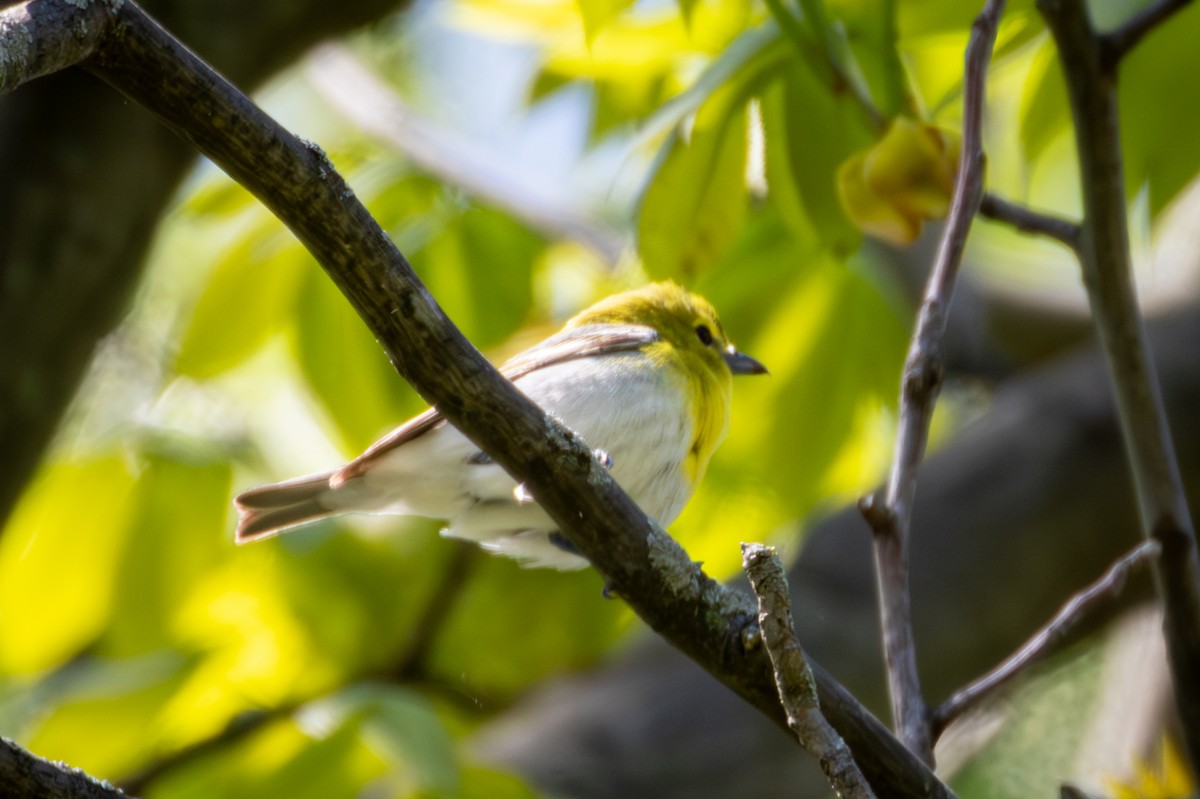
top-left (426, 557), bottom-right (623, 699)
top-left (174, 227), bottom-right (306, 379)
top-left (152, 715), bottom-right (387, 799)
top-left (1018, 34), bottom-right (1069, 167)
top-left (767, 59), bottom-right (873, 254)
top-left (576, 0), bottom-right (636, 43)
top-left (161, 551), bottom-right (337, 744)
top-left (23, 654), bottom-right (190, 777)
top-left (677, 0), bottom-right (698, 28)
top-left (270, 522), bottom-right (458, 676)
top-left (897, 0), bottom-right (1036, 37)
top-left (417, 206), bottom-right (541, 350)
top-left (182, 176), bottom-right (259, 220)
top-left (828, 0), bottom-right (911, 118)
top-left (837, 117), bottom-right (958, 245)
top-left (638, 80), bottom-right (753, 278)
top-left (105, 454), bottom-right (232, 656)
top-left (0, 456), bottom-right (137, 674)
top-left (293, 266), bottom-right (426, 452)
top-left (639, 23), bottom-right (783, 142)
top-left (1119, 0), bottom-right (1200, 216)
top-left (304, 683), bottom-right (459, 794)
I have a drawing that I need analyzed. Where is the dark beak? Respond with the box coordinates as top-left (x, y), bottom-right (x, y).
top-left (723, 346), bottom-right (768, 376)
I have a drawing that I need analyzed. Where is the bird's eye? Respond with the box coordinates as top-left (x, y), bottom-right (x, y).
top-left (695, 324), bottom-right (714, 346)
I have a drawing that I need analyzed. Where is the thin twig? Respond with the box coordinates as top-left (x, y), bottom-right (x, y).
top-left (742, 544), bottom-right (876, 799)
top-left (931, 541), bottom-right (1160, 737)
top-left (1038, 0), bottom-right (1200, 772)
top-left (979, 192), bottom-right (1081, 250)
top-left (858, 0), bottom-right (1007, 766)
top-left (1101, 0), bottom-right (1194, 62)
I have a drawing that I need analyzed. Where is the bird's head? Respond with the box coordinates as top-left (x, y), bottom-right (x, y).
top-left (568, 281), bottom-right (767, 383)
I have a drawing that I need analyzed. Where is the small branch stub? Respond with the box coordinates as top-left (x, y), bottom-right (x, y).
top-left (979, 192), bottom-right (1082, 250)
top-left (742, 543), bottom-right (877, 799)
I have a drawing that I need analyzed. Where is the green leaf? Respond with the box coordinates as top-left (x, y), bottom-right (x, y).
top-left (427, 558), bottom-right (622, 698)
top-left (1018, 35), bottom-right (1070, 167)
top-left (105, 455), bottom-right (232, 656)
top-left (153, 713), bottom-right (386, 799)
top-left (174, 227), bottom-right (306, 379)
top-left (23, 654), bottom-right (190, 777)
top-left (763, 60), bottom-right (873, 254)
top-left (417, 206), bottom-right (541, 350)
top-left (302, 683), bottom-right (459, 793)
top-left (576, 0), bottom-right (636, 43)
top-left (677, 0), bottom-right (698, 27)
top-left (293, 266), bottom-right (426, 452)
top-left (950, 643), bottom-right (1104, 798)
top-left (638, 83), bottom-right (751, 279)
top-left (459, 766), bottom-right (542, 799)
top-left (707, 221), bottom-right (904, 523)
top-left (897, 0), bottom-right (1035, 37)
top-left (0, 456), bottom-right (137, 674)
top-left (182, 175), bottom-right (259, 220)
top-left (1119, 0), bottom-right (1200, 216)
top-left (828, 0), bottom-right (910, 118)
top-left (271, 523), bottom-right (456, 676)
top-left (639, 24), bottom-right (783, 143)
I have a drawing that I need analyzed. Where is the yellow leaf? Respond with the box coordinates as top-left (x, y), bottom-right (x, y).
top-left (836, 117), bottom-right (960, 245)
top-left (837, 150), bottom-right (923, 244)
top-left (0, 456), bottom-right (136, 673)
top-left (864, 117), bottom-right (958, 219)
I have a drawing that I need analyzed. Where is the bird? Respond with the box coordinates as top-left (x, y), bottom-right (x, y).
top-left (233, 281), bottom-right (766, 569)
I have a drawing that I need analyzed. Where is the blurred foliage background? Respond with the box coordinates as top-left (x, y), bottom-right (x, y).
top-left (2, 0), bottom-right (1199, 796)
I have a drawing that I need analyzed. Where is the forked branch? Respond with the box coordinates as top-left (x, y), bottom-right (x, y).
top-left (859, 0), bottom-right (1008, 765)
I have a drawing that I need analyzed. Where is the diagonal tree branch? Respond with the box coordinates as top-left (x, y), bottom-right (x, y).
top-left (1037, 0), bottom-right (1200, 772)
top-left (931, 541), bottom-right (1160, 737)
top-left (858, 0), bottom-right (1007, 766)
top-left (1, 737), bottom-right (128, 799)
top-left (0, 1), bottom-right (954, 796)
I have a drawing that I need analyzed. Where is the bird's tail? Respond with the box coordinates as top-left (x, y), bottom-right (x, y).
top-left (234, 472), bottom-right (338, 543)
